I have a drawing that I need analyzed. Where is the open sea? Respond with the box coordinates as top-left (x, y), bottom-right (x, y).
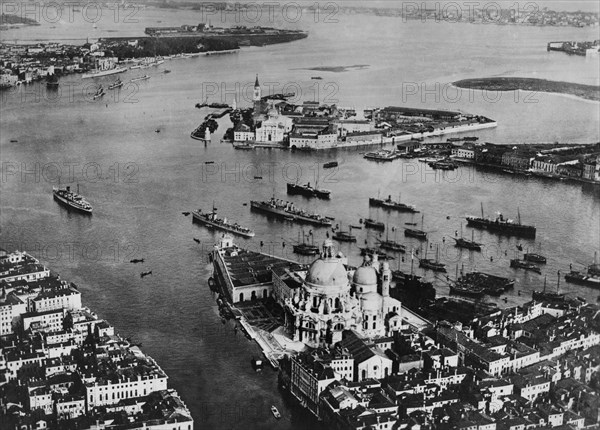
top-left (1, 6), bottom-right (599, 429)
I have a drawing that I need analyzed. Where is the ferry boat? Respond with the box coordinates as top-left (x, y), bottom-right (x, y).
top-left (52, 185), bottom-right (92, 214)
top-left (466, 204), bottom-right (536, 238)
top-left (286, 182), bottom-right (331, 199)
top-left (192, 207), bottom-right (255, 238)
top-left (250, 197), bottom-right (333, 226)
top-left (510, 259), bottom-right (541, 274)
top-left (92, 86), bottom-right (105, 100)
top-left (108, 78), bottom-right (123, 90)
top-left (369, 193), bottom-right (418, 213)
top-left (130, 75), bottom-right (150, 82)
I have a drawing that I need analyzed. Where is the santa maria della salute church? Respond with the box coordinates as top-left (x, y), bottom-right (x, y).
top-left (280, 239), bottom-right (404, 348)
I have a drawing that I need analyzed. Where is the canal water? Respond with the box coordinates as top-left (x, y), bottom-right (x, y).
top-left (1, 6), bottom-right (599, 429)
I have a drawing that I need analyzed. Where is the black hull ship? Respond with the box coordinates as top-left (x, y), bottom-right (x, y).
top-left (466, 204), bottom-right (536, 238)
top-left (404, 228), bottom-right (427, 240)
top-left (524, 253), bottom-right (547, 264)
top-left (453, 237), bottom-right (482, 251)
top-left (53, 185), bottom-right (92, 214)
top-left (287, 182), bottom-right (331, 199)
top-left (192, 208), bottom-right (255, 238)
top-left (250, 197), bottom-right (333, 227)
top-left (364, 218), bottom-right (385, 230)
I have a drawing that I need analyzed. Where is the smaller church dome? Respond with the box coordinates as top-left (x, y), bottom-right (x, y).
top-left (360, 292), bottom-right (383, 312)
top-left (353, 266), bottom-right (378, 287)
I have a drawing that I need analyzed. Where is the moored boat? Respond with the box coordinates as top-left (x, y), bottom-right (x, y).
top-left (364, 218), bottom-right (385, 230)
top-left (369, 193), bottom-right (418, 213)
top-left (323, 161), bottom-right (338, 168)
top-left (510, 259), bottom-right (541, 274)
top-left (524, 253), bottom-right (547, 264)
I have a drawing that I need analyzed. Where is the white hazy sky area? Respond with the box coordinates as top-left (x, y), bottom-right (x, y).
top-left (164, 0), bottom-right (600, 14)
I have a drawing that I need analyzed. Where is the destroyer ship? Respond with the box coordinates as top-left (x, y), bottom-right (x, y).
top-left (287, 182), bottom-right (330, 199)
top-left (250, 197), bottom-right (333, 226)
top-left (192, 207), bottom-right (255, 238)
top-left (369, 193), bottom-right (418, 213)
top-left (52, 185), bottom-right (92, 214)
top-left (466, 203), bottom-right (536, 238)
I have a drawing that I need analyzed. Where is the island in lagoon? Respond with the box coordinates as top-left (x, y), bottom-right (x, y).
top-left (453, 77), bottom-right (600, 102)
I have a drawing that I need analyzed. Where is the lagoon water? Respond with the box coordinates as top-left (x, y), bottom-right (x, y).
top-left (1, 6), bottom-right (599, 429)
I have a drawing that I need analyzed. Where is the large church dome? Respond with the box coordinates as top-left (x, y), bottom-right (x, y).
top-left (305, 258), bottom-right (348, 290)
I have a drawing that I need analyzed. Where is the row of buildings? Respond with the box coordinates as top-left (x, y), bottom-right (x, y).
top-left (450, 143), bottom-right (600, 182)
top-left (0, 249), bottom-right (194, 430)
top-left (279, 298), bottom-right (600, 429)
top-left (232, 75), bottom-right (497, 150)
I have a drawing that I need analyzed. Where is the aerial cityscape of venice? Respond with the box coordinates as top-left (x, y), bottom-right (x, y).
top-left (0, 1), bottom-right (599, 429)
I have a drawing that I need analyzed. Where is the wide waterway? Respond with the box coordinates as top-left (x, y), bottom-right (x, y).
top-left (1, 7), bottom-right (599, 429)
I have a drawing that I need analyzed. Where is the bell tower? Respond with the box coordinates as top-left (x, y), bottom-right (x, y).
top-left (253, 74), bottom-right (261, 102)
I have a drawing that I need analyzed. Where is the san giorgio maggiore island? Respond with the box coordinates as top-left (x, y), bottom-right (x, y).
top-left (0, 250), bottom-right (193, 429)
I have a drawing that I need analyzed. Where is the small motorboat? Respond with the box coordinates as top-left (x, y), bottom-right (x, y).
top-left (182, 212), bottom-right (190, 216)
top-left (193, 238), bottom-right (201, 244)
top-left (130, 258), bottom-right (144, 263)
top-left (271, 406), bottom-right (281, 419)
top-left (140, 271), bottom-right (152, 278)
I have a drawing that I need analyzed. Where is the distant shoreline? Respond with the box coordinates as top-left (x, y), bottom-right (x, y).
top-left (453, 77), bottom-right (600, 102)
top-left (0, 13), bottom-right (39, 30)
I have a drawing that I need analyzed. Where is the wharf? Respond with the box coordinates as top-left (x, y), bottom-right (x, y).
top-left (452, 158), bottom-right (600, 186)
top-left (210, 244), bottom-right (305, 366)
